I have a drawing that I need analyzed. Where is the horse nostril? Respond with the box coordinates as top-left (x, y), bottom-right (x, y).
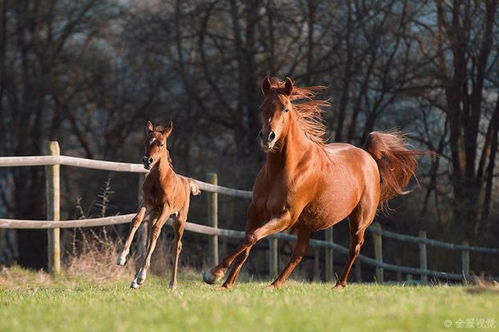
top-left (148, 157), bottom-right (153, 164)
top-left (268, 131), bottom-right (276, 141)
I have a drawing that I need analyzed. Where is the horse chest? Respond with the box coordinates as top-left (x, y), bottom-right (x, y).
top-left (257, 183), bottom-right (298, 218)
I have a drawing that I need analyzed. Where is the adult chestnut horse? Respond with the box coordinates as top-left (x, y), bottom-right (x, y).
top-left (117, 121), bottom-right (200, 289)
top-left (203, 77), bottom-right (420, 290)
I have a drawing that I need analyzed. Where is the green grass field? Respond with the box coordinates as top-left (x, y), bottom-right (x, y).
top-left (0, 267), bottom-right (497, 332)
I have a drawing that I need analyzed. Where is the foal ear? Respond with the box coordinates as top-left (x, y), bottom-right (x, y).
top-left (261, 75), bottom-right (272, 96)
top-left (146, 121), bottom-right (154, 133)
top-left (162, 121), bottom-right (173, 138)
top-left (284, 77), bottom-right (294, 96)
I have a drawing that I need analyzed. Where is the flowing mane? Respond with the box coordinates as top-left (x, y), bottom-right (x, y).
top-left (267, 78), bottom-right (330, 146)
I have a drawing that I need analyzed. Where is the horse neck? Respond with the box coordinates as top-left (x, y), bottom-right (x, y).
top-left (266, 112), bottom-right (313, 172)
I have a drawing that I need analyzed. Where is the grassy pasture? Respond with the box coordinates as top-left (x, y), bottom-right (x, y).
top-left (0, 267), bottom-right (497, 332)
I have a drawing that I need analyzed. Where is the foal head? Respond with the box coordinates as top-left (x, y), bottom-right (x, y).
top-left (143, 121), bottom-right (173, 170)
top-left (258, 76), bottom-right (295, 152)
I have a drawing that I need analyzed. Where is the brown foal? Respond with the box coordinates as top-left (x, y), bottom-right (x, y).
top-left (203, 76), bottom-right (421, 290)
top-left (117, 121), bottom-right (200, 289)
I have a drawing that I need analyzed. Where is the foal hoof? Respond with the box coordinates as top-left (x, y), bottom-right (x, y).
top-left (116, 255), bottom-right (127, 266)
top-left (137, 272), bottom-right (147, 285)
top-left (202, 270), bottom-right (221, 285)
top-left (130, 280), bottom-right (141, 289)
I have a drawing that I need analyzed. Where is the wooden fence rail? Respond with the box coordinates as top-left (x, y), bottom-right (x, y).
top-left (1, 146), bottom-right (498, 282)
top-left (0, 215), bottom-right (466, 281)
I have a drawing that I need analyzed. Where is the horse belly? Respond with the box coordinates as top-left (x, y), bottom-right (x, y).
top-left (296, 186), bottom-right (361, 231)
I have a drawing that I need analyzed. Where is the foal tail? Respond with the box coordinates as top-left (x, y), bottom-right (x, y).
top-left (363, 131), bottom-right (423, 209)
top-left (189, 180), bottom-right (201, 196)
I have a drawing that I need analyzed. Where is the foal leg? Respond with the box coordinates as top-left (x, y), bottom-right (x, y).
top-left (334, 202), bottom-right (376, 289)
top-left (169, 210), bottom-right (186, 290)
top-left (117, 206), bottom-right (149, 266)
top-left (131, 206), bottom-right (171, 289)
top-left (268, 229), bottom-right (311, 289)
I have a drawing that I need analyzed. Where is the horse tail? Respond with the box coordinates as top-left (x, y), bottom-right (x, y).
top-left (363, 131), bottom-right (423, 210)
top-left (189, 180), bottom-right (201, 196)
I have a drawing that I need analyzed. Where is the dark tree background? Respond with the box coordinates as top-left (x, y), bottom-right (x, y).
top-left (0, 0), bottom-right (497, 276)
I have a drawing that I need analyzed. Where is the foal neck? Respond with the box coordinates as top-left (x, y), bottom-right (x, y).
top-left (151, 151), bottom-right (174, 179)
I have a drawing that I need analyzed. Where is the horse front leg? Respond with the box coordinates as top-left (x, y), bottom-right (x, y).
top-left (202, 204), bottom-right (260, 285)
top-left (206, 210), bottom-right (294, 289)
top-left (117, 206), bottom-right (149, 266)
top-left (131, 205), bottom-right (171, 289)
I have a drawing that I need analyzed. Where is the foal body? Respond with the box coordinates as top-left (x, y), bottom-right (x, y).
top-left (203, 77), bottom-right (419, 289)
top-left (117, 121), bottom-right (199, 289)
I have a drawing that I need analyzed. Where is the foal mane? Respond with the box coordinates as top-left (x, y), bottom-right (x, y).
top-left (268, 78), bottom-right (330, 147)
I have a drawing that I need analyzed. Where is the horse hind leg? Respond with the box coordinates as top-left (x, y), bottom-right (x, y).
top-left (334, 201), bottom-right (376, 290)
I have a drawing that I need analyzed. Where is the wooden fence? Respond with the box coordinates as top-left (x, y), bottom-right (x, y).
top-left (1, 141), bottom-right (498, 282)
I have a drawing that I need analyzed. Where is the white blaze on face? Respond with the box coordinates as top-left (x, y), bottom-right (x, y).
top-left (149, 138), bottom-right (156, 145)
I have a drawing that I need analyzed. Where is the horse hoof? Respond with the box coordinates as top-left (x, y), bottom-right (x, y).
top-left (130, 280), bottom-right (141, 289)
top-left (202, 270), bottom-right (220, 285)
top-left (116, 255), bottom-right (127, 266)
top-left (169, 282), bottom-right (177, 290)
top-left (213, 285), bottom-right (230, 291)
top-left (333, 283), bottom-right (346, 291)
top-left (265, 284), bottom-right (277, 291)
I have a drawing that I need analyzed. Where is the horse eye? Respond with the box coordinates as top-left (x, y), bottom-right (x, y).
top-left (283, 107), bottom-right (289, 112)
top-left (159, 143), bottom-right (164, 147)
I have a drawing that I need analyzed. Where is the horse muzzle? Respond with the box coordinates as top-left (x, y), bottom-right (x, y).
top-left (259, 130), bottom-right (277, 152)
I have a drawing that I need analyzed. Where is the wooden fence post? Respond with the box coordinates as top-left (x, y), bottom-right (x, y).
top-left (136, 173), bottom-right (147, 258)
top-left (462, 241), bottom-right (470, 280)
top-left (373, 222), bottom-right (383, 283)
top-left (45, 141), bottom-right (60, 275)
top-left (313, 248), bottom-right (320, 281)
top-left (207, 173), bottom-right (218, 266)
top-left (325, 228), bottom-right (334, 281)
top-left (419, 231), bottom-right (428, 284)
top-left (269, 237), bottom-right (278, 278)
top-left (355, 261), bottom-right (362, 282)
top-left (395, 257), bottom-right (402, 282)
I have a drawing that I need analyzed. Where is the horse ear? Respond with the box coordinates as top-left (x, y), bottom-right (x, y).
top-left (162, 121), bottom-right (173, 138)
top-left (261, 75), bottom-right (272, 95)
top-left (284, 77), bottom-right (293, 96)
top-left (146, 121), bottom-right (154, 133)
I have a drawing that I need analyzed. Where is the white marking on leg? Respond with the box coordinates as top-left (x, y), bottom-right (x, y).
top-left (130, 279), bottom-right (140, 289)
top-left (137, 270), bottom-right (147, 284)
top-left (116, 250), bottom-right (128, 266)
